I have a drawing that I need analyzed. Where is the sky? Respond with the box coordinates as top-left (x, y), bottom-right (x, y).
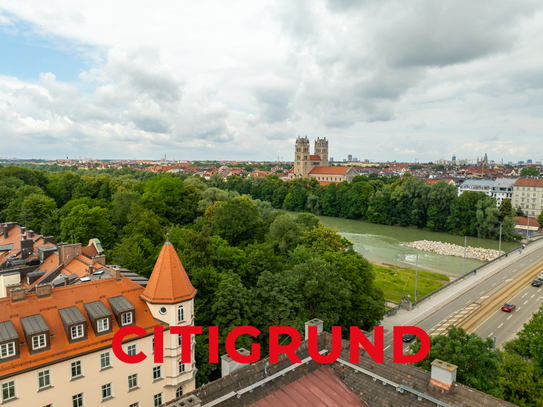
top-left (1, 1), bottom-right (543, 162)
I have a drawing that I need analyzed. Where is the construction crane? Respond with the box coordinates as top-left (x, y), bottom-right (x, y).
top-left (481, 161), bottom-right (485, 178)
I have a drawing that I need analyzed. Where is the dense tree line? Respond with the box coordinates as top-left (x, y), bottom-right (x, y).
top-left (0, 166), bottom-right (386, 385)
top-left (215, 173), bottom-right (517, 241)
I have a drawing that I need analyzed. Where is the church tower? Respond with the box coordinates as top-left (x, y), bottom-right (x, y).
top-left (141, 234), bottom-right (197, 399)
top-left (314, 137), bottom-right (328, 166)
top-left (294, 136), bottom-right (311, 178)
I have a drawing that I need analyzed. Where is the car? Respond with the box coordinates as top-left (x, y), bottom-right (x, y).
top-left (403, 334), bottom-right (416, 342)
top-left (502, 303), bottom-right (516, 312)
top-left (533, 279), bottom-right (543, 287)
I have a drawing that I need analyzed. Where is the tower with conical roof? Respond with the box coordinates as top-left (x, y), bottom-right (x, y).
top-left (141, 234), bottom-right (197, 398)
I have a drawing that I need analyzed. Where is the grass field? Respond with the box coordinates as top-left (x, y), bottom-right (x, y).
top-left (373, 264), bottom-right (450, 304)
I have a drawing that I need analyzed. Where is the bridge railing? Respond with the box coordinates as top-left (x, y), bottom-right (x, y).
top-left (412, 236), bottom-right (543, 307)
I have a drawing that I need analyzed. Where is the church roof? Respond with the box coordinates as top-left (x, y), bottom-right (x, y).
top-left (309, 166), bottom-right (353, 175)
top-left (141, 235), bottom-right (196, 304)
top-left (309, 154), bottom-right (321, 160)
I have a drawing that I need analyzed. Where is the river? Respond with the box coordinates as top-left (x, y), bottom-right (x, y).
top-left (315, 215), bottom-right (519, 276)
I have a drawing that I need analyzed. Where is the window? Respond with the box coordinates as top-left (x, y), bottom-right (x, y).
top-left (176, 386), bottom-right (183, 398)
top-left (129, 403), bottom-right (139, 407)
top-left (177, 305), bottom-right (185, 323)
top-left (0, 342), bottom-right (15, 358)
top-left (152, 338), bottom-right (154, 353)
top-left (121, 313), bottom-right (132, 326)
top-left (153, 366), bottom-right (162, 380)
top-left (128, 374), bottom-right (138, 390)
top-left (2, 380), bottom-right (15, 402)
top-left (158, 307), bottom-right (167, 315)
top-left (33, 334), bottom-right (47, 350)
top-left (178, 361), bottom-right (185, 374)
top-left (101, 383), bottom-right (112, 400)
top-left (71, 360), bottom-right (82, 379)
top-left (154, 393), bottom-right (162, 407)
top-left (71, 324), bottom-right (84, 340)
top-left (72, 393), bottom-right (83, 407)
top-left (100, 352), bottom-right (110, 369)
top-left (97, 318), bottom-right (109, 332)
top-left (127, 344), bottom-right (136, 356)
top-left (178, 334), bottom-right (182, 347)
top-left (38, 370), bottom-right (51, 389)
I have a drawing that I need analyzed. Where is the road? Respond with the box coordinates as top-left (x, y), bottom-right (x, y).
top-left (382, 240), bottom-right (543, 357)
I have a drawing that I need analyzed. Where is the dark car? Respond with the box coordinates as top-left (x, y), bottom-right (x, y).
top-left (403, 334), bottom-right (416, 342)
top-left (532, 279), bottom-right (542, 287)
top-left (502, 303), bottom-right (516, 312)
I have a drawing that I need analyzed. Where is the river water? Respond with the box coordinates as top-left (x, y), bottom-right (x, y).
top-left (315, 215), bottom-right (519, 276)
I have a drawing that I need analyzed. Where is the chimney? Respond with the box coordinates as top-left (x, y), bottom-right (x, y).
top-left (58, 243), bottom-right (82, 266)
top-left (221, 348), bottom-right (251, 377)
top-left (430, 360), bottom-right (457, 391)
top-left (20, 227), bottom-right (26, 235)
top-left (36, 283), bottom-right (52, 299)
top-left (113, 268), bottom-right (122, 281)
top-left (92, 254), bottom-right (106, 266)
top-left (176, 396), bottom-right (201, 407)
top-left (27, 230), bottom-right (34, 238)
top-left (43, 236), bottom-right (54, 244)
top-left (20, 236), bottom-right (34, 260)
top-left (9, 287), bottom-right (26, 303)
top-left (305, 318), bottom-right (323, 341)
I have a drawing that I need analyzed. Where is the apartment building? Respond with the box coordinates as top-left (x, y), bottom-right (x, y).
top-left (0, 234), bottom-right (197, 407)
top-left (490, 178), bottom-right (517, 206)
top-left (513, 178), bottom-right (543, 217)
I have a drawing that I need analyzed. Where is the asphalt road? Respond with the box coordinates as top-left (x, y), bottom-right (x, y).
top-left (383, 243), bottom-right (543, 357)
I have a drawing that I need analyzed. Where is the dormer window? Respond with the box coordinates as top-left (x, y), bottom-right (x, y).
top-left (71, 325), bottom-right (84, 340)
top-left (121, 312), bottom-right (133, 326)
top-left (0, 321), bottom-right (19, 362)
top-left (97, 318), bottom-right (109, 332)
top-left (108, 296), bottom-right (135, 328)
top-left (59, 307), bottom-right (87, 344)
top-left (33, 334), bottom-right (47, 350)
top-left (0, 342), bottom-right (15, 358)
top-left (21, 314), bottom-right (50, 355)
top-left (84, 301), bottom-right (112, 336)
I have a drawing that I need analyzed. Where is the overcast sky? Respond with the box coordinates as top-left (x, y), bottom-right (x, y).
top-left (1, 1), bottom-right (543, 162)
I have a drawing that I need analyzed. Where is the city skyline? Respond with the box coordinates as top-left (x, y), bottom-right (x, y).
top-left (1, 1), bottom-right (543, 161)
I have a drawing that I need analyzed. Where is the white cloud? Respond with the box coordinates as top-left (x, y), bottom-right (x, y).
top-left (0, 0), bottom-right (543, 160)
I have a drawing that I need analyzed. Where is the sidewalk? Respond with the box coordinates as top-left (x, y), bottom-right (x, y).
top-left (381, 237), bottom-right (543, 333)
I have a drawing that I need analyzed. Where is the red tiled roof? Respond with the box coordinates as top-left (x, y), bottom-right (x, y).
top-left (309, 155), bottom-right (321, 160)
top-left (250, 366), bottom-right (368, 407)
top-left (81, 244), bottom-right (98, 259)
top-left (514, 217), bottom-right (541, 228)
top-left (318, 181), bottom-right (337, 186)
top-left (514, 178), bottom-right (543, 187)
top-left (0, 277), bottom-right (161, 377)
top-left (309, 166), bottom-right (351, 175)
top-left (141, 239), bottom-right (196, 304)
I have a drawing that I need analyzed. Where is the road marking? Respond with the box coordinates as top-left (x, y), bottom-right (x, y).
top-left (466, 300), bottom-right (471, 304)
top-left (524, 301), bottom-right (528, 305)
top-left (480, 296), bottom-right (489, 299)
top-left (480, 291), bottom-right (485, 294)
top-left (498, 323), bottom-right (503, 329)
top-left (538, 297), bottom-right (543, 301)
top-left (488, 332), bottom-right (493, 337)
top-left (539, 289), bottom-right (542, 293)
top-left (532, 294), bottom-right (535, 298)
top-left (507, 315), bottom-right (513, 320)
top-left (506, 279), bottom-right (513, 282)
top-left (384, 345), bottom-right (390, 351)
top-left (518, 307), bottom-right (522, 311)
top-left (492, 283), bottom-right (496, 287)
top-left (522, 293), bottom-right (528, 298)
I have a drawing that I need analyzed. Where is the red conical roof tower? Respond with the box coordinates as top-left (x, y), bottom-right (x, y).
top-left (141, 234), bottom-right (196, 304)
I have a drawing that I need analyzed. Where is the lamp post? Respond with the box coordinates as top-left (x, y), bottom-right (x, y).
top-left (463, 236), bottom-right (467, 276)
top-left (414, 255), bottom-right (419, 305)
top-left (499, 222), bottom-right (502, 255)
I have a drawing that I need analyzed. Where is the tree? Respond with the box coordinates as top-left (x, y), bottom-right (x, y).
top-left (282, 192), bottom-right (296, 211)
top-left (499, 198), bottom-right (514, 220)
top-left (3, 190), bottom-right (56, 233)
top-left (475, 196), bottom-right (500, 239)
top-left (294, 213), bottom-right (320, 230)
top-left (512, 304), bottom-right (543, 370)
top-left (268, 215), bottom-right (303, 253)
top-left (299, 225), bottom-right (345, 253)
top-left (211, 196), bottom-right (265, 246)
top-left (516, 207), bottom-right (526, 217)
top-left (426, 181), bottom-right (457, 231)
top-left (538, 208), bottom-right (543, 225)
top-left (446, 191), bottom-right (487, 236)
top-left (499, 352), bottom-right (543, 407)
top-left (410, 326), bottom-right (502, 397)
top-left (520, 167), bottom-right (540, 177)
top-left (60, 204), bottom-right (115, 247)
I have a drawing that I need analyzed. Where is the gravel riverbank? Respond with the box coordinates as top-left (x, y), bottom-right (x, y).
top-left (405, 240), bottom-right (504, 262)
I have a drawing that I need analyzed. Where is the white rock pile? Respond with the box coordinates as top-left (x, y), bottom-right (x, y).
top-left (404, 240), bottom-right (504, 262)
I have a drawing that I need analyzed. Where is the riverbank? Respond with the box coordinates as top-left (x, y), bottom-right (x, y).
top-left (372, 263), bottom-right (450, 304)
top-left (404, 240), bottom-right (504, 261)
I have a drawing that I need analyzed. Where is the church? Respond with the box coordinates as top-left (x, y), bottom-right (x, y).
top-left (289, 136), bottom-right (357, 185)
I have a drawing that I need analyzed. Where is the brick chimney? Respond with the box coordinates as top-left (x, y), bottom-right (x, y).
top-left (113, 268), bottom-right (122, 281)
top-left (43, 236), bottom-right (54, 244)
top-left (58, 243), bottom-right (82, 266)
top-left (2, 222), bottom-right (17, 239)
top-left (36, 283), bottom-right (52, 299)
top-left (92, 254), bottom-right (106, 266)
top-left (430, 359), bottom-right (457, 391)
top-left (9, 286), bottom-right (27, 303)
top-left (27, 230), bottom-right (34, 238)
top-left (305, 318), bottom-right (323, 341)
top-left (20, 236), bottom-right (34, 260)
top-left (221, 348), bottom-right (251, 377)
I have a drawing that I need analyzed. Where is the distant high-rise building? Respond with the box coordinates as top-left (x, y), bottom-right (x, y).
top-left (348, 154), bottom-right (352, 161)
top-left (452, 153), bottom-right (456, 161)
top-left (330, 157), bottom-right (334, 162)
top-left (527, 159), bottom-right (533, 164)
